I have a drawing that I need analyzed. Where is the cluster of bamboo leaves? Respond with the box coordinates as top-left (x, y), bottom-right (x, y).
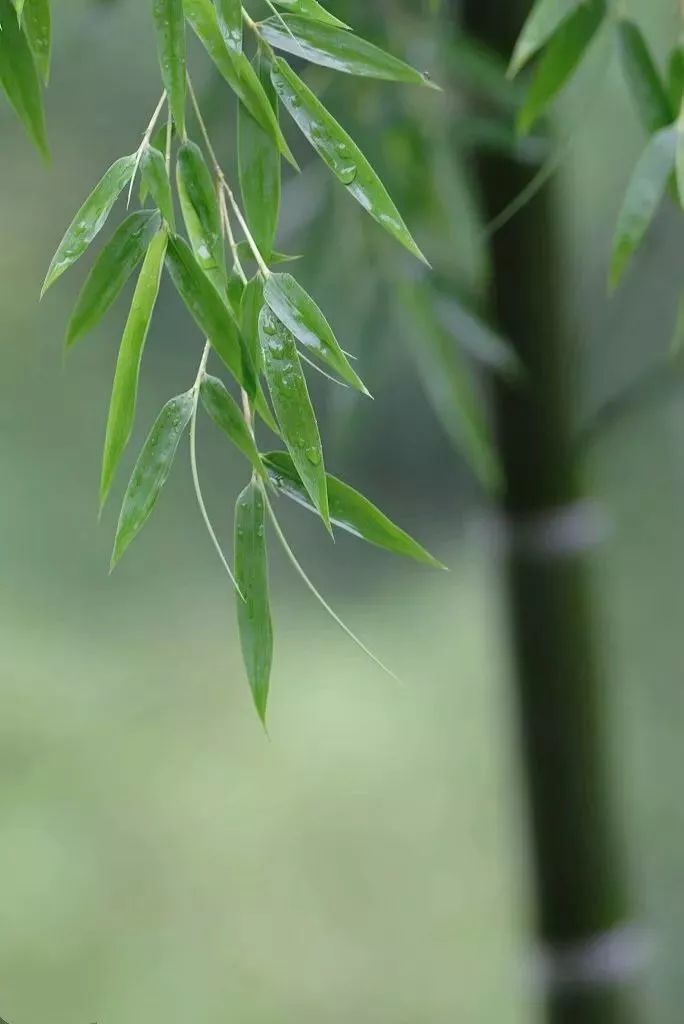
top-left (23, 0), bottom-right (446, 722)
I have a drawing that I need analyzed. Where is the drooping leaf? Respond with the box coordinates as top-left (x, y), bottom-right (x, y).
top-left (610, 126), bottom-right (676, 290)
top-left (264, 272), bottom-right (369, 394)
top-left (101, 229), bottom-right (168, 508)
top-left (183, 0), bottom-right (297, 166)
top-left (259, 305), bottom-right (329, 528)
top-left (240, 276), bottom-right (265, 372)
top-left (238, 54), bottom-right (281, 260)
top-left (667, 44), bottom-right (684, 111)
top-left (165, 234), bottom-right (256, 397)
top-left (176, 140), bottom-right (225, 285)
top-left (214, 0), bottom-right (241, 52)
top-left (22, 0), bottom-right (51, 83)
top-left (42, 154), bottom-right (137, 294)
top-left (618, 19), bottom-right (674, 135)
top-left (260, 16), bottom-right (435, 87)
top-left (0, 0), bottom-right (48, 157)
top-left (271, 58), bottom-right (427, 264)
top-left (200, 373), bottom-right (265, 478)
top-left (111, 389), bottom-right (194, 567)
top-left (271, 0), bottom-right (349, 30)
top-left (517, 0), bottom-right (606, 135)
top-left (66, 210), bottom-right (161, 348)
top-left (141, 144), bottom-right (176, 229)
top-left (234, 479), bottom-right (273, 723)
top-left (509, 0), bottom-right (581, 77)
top-left (263, 451), bottom-right (446, 569)
top-left (152, 0), bottom-right (186, 138)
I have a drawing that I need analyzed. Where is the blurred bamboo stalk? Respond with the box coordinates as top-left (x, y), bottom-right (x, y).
top-left (455, 1), bottom-right (646, 1021)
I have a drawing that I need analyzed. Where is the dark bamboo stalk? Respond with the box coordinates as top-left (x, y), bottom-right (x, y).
top-left (455, 2), bottom-right (646, 1021)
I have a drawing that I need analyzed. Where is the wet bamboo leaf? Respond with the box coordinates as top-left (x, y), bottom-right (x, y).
top-left (200, 373), bottom-right (265, 478)
top-left (66, 210), bottom-right (161, 348)
top-left (260, 16), bottom-right (435, 88)
top-left (101, 229), bottom-right (168, 508)
top-left (153, 0), bottom-right (186, 138)
top-left (517, 0), bottom-right (606, 135)
top-left (263, 451), bottom-right (445, 568)
top-left (165, 234), bottom-right (256, 397)
top-left (610, 126), bottom-right (676, 290)
top-left (42, 154), bottom-right (137, 294)
top-left (238, 54), bottom-right (281, 259)
top-left (509, 0), bottom-right (581, 78)
top-left (235, 479), bottom-right (273, 723)
top-left (271, 58), bottom-right (427, 264)
top-left (272, 0), bottom-right (349, 30)
top-left (22, 0), bottom-right (51, 83)
top-left (240, 276), bottom-right (264, 372)
top-left (264, 272), bottom-right (369, 394)
top-left (183, 0), bottom-right (297, 166)
top-left (141, 145), bottom-right (175, 229)
top-left (176, 140), bottom-right (225, 284)
top-left (111, 390), bottom-right (194, 567)
top-left (259, 305), bottom-right (329, 528)
top-left (0, 0), bottom-right (48, 157)
top-left (618, 20), bottom-right (674, 134)
top-left (214, 0), bottom-right (241, 52)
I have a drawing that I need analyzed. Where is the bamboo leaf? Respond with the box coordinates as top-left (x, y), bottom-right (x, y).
top-left (509, 0), bottom-right (581, 77)
top-left (610, 126), bottom-right (676, 290)
top-left (271, 57), bottom-right (427, 264)
top-left (141, 144), bottom-right (176, 229)
top-left (22, 0), bottom-right (51, 83)
top-left (235, 241), bottom-right (302, 266)
top-left (259, 305), bottom-right (329, 528)
top-left (0, 0), bottom-right (48, 157)
top-left (240, 276), bottom-right (265, 372)
top-left (235, 479), bottom-right (273, 723)
top-left (517, 0), bottom-right (606, 135)
top-left (238, 54), bottom-right (281, 260)
top-left (214, 0), bottom-right (241, 52)
top-left (264, 272), bottom-right (369, 394)
top-left (152, 0), bottom-right (186, 137)
top-left (200, 373), bottom-right (266, 478)
top-left (667, 43), bottom-right (684, 111)
top-left (271, 0), bottom-right (349, 30)
top-left (165, 234), bottom-right (257, 397)
top-left (618, 19), bottom-right (674, 135)
top-left (260, 16), bottom-right (435, 87)
top-left (42, 154), bottom-right (137, 294)
top-left (183, 0), bottom-right (297, 166)
top-left (101, 229), bottom-right (168, 509)
top-left (111, 390), bottom-right (194, 567)
top-left (263, 451), bottom-right (446, 569)
top-left (176, 140), bottom-right (225, 285)
top-left (66, 210), bottom-right (161, 348)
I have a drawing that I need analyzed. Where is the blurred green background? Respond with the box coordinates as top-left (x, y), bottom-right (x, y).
top-left (2, 1), bottom-right (684, 1021)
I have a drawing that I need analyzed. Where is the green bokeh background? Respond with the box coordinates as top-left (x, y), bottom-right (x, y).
top-left (1, 1), bottom-right (684, 1021)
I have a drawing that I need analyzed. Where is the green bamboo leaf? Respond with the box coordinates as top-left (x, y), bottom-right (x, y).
top-left (263, 451), bottom-right (445, 569)
top-left (610, 127), bottom-right (676, 290)
top-left (0, 0), bottom-right (48, 157)
top-left (214, 0), bottom-right (241, 52)
top-left (517, 0), bottom-right (606, 135)
top-left (667, 44), bottom-right (684, 111)
top-left (183, 0), bottom-right (297, 166)
top-left (176, 140), bottom-right (225, 285)
top-left (200, 373), bottom-right (265, 477)
top-left (236, 242), bottom-right (302, 266)
top-left (271, 58), bottom-right (427, 264)
top-left (272, 0), bottom-right (349, 30)
top-left (42, 154), bottom-right (137, 294)
top-left (260, 16), bottom-right (436, 88)
top-left (259, 305), bottom-right (329, 528)
top-left (101, 229), bottom-right (168, 509)
top-left (12, 0), bottom-right (26, 18)
top-left (509, 0), bottom-right (581, 77)
top-left (240, 276), bottom-right (264, 372)
top-left (165, 234), bottom-right (256, 397)
top-left (264, 272), bottom-right (369, 394)
top-left (152, 0), bottom-right (186, 138)
top-left (618, 19), bottom-right (674, 135)
top-left (66, 210), bottom-right (161, 348)
top-left (235, 479), bottom-right (273, 723)
top-left (238, 54), bottom-right (281, 259)
top-left (111, 390), bottom-right (194, 568)
top-left (140, 144), bottom-right (176, 229)
top-left (22, 0), bottom-right (51, 83)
